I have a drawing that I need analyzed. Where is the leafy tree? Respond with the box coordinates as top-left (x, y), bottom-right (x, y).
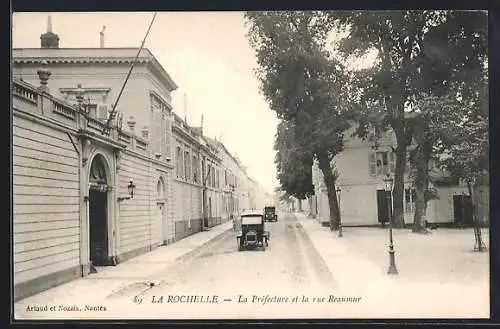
top-left (437, 86), bottom-right (488, 251)
top-left (274, 121), bottom-right (315, 201)
top-left (406, 95), bottom-right (459, 233)
top-left (330, 10), bottom-right (488, 228)
top-left (406, 10), bottom-right (487, 233)
top-left (245, 11), bottom-right (355, 231)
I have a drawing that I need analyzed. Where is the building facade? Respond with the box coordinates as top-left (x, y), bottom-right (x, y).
top-left (12, 22), bottom-right (271, 301)
top-left (171, 116), bottom-right (226, 239)
top-left (12, 75), bottom-right (175, 301)
top-left (311, 125), bottom-right (489, 227)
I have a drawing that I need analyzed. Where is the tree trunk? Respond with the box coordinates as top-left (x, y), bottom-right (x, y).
top-left (412, 164), bottom-right (428, 233)
top-left (298, 199), bottom-right (303, 212)
top-left (467, 180), bottom-right (487, 252)
top-left (318, 152), bottom-right (340, 231)
top-left (412, 145), bottom-right (430, 234)
top-left (392, 126), bottom-right (407, 229)
top-left (308, 197), bottom-right (313, 216)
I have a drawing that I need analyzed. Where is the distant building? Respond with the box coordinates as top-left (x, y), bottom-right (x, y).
top-left (311, 125), bottom-right (489, 227)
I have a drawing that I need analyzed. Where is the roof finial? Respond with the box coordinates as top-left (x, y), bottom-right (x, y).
top-left (47, 15), bottom-right (53, 33)
top-left (183, 93), bottom-right (188, 124)
top-left (100, 26), bottom-right (106, 48)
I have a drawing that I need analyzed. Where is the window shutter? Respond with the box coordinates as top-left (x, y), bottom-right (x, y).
top-left (166, 117), bottom-right (172, 158)
top-left (98, 105), bottom-right (108, 120)
top-left (369, 152), bottom-right (376, 177)
top-left (161, 114), bottom-right (166, 155)
top-left (390, 151), bottom-right (396, 173)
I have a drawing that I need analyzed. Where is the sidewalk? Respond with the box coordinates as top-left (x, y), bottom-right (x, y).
top-left (14, 221), bottom-right (233, 312)
top-left (294, 212), bottom-right (490, 318)
top-left (294, 212), bottom-right (393, 293)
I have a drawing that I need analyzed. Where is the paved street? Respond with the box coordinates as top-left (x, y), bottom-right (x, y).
top-left (14, 212), bottom-right (489, 320)
top-left (14, 213), bottom-right (357, 319)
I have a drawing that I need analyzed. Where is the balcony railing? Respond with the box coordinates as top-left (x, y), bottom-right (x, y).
top-left (13, 81), bottom-right (39, 106)
top-left (53, 99), bottom-right (77, 120)
top-left (13, 79), bottom-right (155, 157)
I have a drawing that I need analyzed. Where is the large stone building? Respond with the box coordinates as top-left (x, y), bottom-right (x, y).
top-left (12, 18), bottom-right (270, 301)
top-left (12, 74), bottom-right (174, 301)
top-left (311, 125), bottom-right (489, 227)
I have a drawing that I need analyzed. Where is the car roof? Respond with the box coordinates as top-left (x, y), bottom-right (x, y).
top-left (240, 209), bottom-right (263, 217)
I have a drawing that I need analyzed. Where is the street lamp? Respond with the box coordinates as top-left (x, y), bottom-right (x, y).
top-left (384, 173), bottom-right (398, 275)
top-left (118, 180), bottom-right (136, 201)
top-left (336, 187), bottom-right (343, 237)
top-left (128, 180), bottom-right (136, 198)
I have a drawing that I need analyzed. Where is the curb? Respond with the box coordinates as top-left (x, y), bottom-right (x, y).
top-left (174, 224), bottom-right (233, 262)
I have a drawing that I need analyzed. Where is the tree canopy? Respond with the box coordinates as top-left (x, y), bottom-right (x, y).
top-left (274, 121), bottom-right (314, 200)
top-left (329, 10), bottom-right (488, 228)
top-left (245, 11), bottom-right (356, 229)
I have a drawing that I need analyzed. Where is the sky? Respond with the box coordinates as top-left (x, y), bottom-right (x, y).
top-left (12, 12), bottom-right (280, 194)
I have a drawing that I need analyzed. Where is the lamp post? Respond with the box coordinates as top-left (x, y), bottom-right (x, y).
top-left (384, 173), bottom-right (398, 275)
top-left (336, 187), bottom-right (343, 237)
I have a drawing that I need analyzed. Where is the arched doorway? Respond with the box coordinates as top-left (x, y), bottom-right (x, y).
top-left (88, 154), bottom-right (109, 266)
top-left (156, 177), bottom-right (167, 244)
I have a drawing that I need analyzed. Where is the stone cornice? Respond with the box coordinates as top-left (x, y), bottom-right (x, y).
top-left (150, 90), bottom-right (173, 111)
top-left (173, 124), bottom-right (203, 148)
top-left (60, 87), bottom-right (111, 94)
top-left (13, 47), bottom-right (178, 92)
top-left (14, 57), bottom-right (151, 65)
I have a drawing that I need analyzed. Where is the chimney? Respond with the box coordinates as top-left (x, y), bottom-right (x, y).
top-left (99, 26), bottom-right (106, 48)
top-left (200, 113), bottom-right (204, 135)
top-left (183, 93), bottom-right (188, 124)
top-left (40, 15), bottom-right (60, 49)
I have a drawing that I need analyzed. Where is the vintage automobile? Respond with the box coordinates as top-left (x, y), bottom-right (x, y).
top-left (264, 206), bottom-right (278, 222)
top-left (237, 210), bottom-right (270, 251)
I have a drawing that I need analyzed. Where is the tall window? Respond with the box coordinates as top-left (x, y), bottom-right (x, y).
top-left (193, 154), bottom-right (199, 183)
top-left (369, 150), bottom-right (395, 177)
top-left (176, 146), bottom-right (183, 178)
top-left (157, 177), bottom-right (165, 201)
top-left (184, 151), bottom-right (191, 181)
top-left (151, 94), bottom-right (166, 156)
top-left (207, 164), bottom-right (211, 186)
top-left (405, 188), bottom-right (416, 213)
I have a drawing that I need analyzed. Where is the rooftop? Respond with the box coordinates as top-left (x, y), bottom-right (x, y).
top-left (12, 47), bottom-right (178, 92)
